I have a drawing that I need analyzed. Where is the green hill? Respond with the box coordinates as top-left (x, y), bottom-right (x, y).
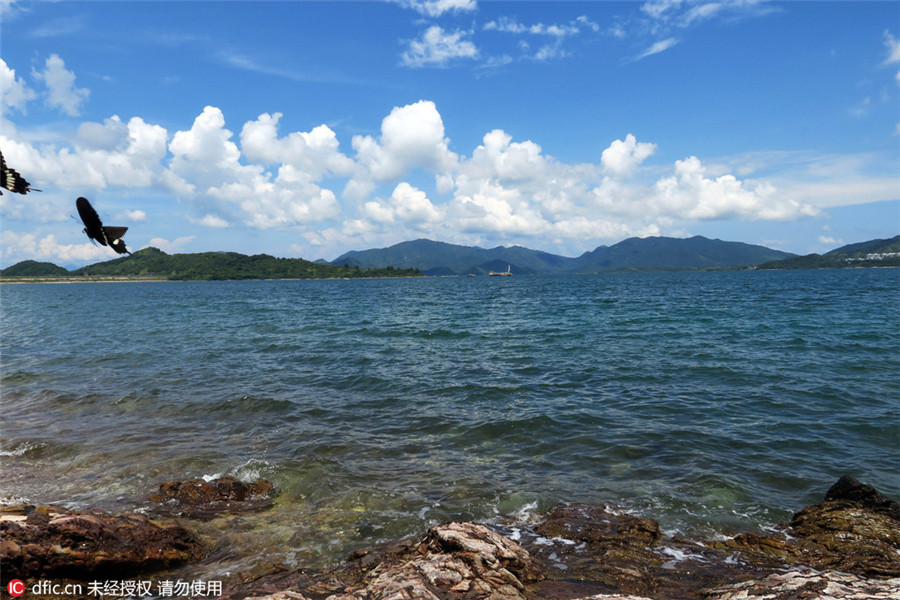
top-left (1, 247), bottom-right (420, 281)
top-left (0, 260), bottom-right (70, 278)
top-left (758, 235), bottom-right (900, 269)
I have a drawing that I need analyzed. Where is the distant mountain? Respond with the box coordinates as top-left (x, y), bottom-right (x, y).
top-left (572, 236), bottom-right (794, 272)
top-left (759, 235), bottom-right (900, 269)
top-left (332, 236), bottom-right (796, 275)
top-left (0, 247), bottom-right (420, 280)
top-left (332, 239), bottom-right (570, 275)
top-left (0, 260), bottom-right (69, 277)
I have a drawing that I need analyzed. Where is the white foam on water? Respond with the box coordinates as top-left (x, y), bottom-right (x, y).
top-left (0, 440), bottom-right (45, 456)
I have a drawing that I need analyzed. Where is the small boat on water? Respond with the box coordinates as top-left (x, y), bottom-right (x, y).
top-left (489, 265), bottom-right (514, 277)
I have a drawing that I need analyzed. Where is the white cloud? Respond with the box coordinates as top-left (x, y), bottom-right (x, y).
top-left (148, 236), bottom-right (195, 253)
top-left (396, 0), bottom-right (476, 17)
top-left (0, 58), bottom-right (36, 114)
top-left (126, 210), bottom-right (147, 222)
top-left (363, 182), bottom-right (443, 228)
top-left (1, 230), bottom-right (112, 264)
top-left (32, 54), bottom-right (89, 116)
top-left (634, 38), bottom-right (679, 61)
top-left (401, 26), bottom-right (478, 68)
top-left (653, 155), bottom-right (818, 221)
top-left (191, 214), bottom-right (230, 228)
top-left (351, 100), bottom-right (458, 182)
top-left (484, 16), bottom-right (599, 38)
top-left (884, 30), bottom-right (900, 82)
top-left (482, 15), bottom-right (600, 62)
top-left (601, 134), bottom-right (657, 178)
top-left (169, 105), bottom-right (243, 178)
top-left (240, 112), bottom-right (354, 178)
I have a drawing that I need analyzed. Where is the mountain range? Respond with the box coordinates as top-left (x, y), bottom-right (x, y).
top-left (331, 236), bottom-right (796, 275)
top-left (3, 235), bottom-right (897, 280)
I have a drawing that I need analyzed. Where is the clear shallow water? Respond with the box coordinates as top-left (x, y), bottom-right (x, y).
top-left (1, 269), bottom-right (898, 572)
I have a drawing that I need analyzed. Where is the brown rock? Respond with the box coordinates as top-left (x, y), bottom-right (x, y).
top-left (0, 507), bottom-right (204, 583)
top-left (711, 477), bottom-right (900, 578)
top-left (149, 476), bottom-right (276, 519)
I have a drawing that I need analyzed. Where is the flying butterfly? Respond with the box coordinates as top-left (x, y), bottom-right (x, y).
top-left (1, 149), bottom-right (40, 194)
top-left (76, 196), bottom-right (132, 255)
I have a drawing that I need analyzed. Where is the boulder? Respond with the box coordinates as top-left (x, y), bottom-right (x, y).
top-left (149, 476), bottom-right (276, 520)
top-left (0, 504), bottom-right (204, 583)
top-left (712, 475), bottom-right (900, 577)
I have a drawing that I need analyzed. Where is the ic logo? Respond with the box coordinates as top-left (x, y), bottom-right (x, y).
top-left (6, 580), bottom-right (24, 597)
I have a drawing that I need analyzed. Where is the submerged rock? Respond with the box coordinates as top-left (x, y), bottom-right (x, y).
top-left (0, 504), bottom-right (204, 583)
top-left (149, 476), bottom-right (276, 520)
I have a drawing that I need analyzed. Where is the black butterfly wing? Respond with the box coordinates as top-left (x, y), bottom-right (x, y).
top-left (76, 197), bottom-right (109, 246)
top-left (102, 226), bottom-right (131, 255)
top-left (0, 149), bottom-right (40, 194)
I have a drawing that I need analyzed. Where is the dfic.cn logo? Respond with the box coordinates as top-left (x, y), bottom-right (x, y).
top-left (7, 580), bottom-right (25, 597)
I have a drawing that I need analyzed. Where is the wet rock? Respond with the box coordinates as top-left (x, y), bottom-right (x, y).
top-left (149, 476), bottom-right (276, 520)
top-left (711, 476), bottom-right (900, 577)
top-left (0, 504), bottom-right (205, 583)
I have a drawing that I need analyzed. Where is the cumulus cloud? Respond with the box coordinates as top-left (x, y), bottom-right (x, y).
top-left (601, 134), bottom-right (657, 178)
top-left (240, 112), bottom-right (354, 178)
top-left (32, 54), bottom-right (89, 116)
top-left (352, 100), bottom-right (458, 182)
top-left (401, 26), bottom-right (478, 67)
top-left (363, 182), bottom-right (443, 228)
top-left (1, 230), bottom-right (112, 264)
top-left (0, 58), bottom-right (36, 114)
top-left (653, 156), bottom-right (818, 221)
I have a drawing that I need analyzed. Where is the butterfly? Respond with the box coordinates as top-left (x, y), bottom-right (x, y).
top-left (76, 196), bottom-right (132, 255)
top-left (1, 149), bottom-right (40, 194)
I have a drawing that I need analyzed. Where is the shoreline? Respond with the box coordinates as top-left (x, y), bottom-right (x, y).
top-left (2, 476), bottom-right (898, 600)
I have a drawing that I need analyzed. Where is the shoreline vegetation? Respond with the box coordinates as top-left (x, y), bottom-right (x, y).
top-left (2, 235), bottom-right (898, 283)
top-left (1, 476), bottom-right (897, 599)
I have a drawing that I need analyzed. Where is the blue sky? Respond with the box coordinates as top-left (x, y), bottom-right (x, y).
top-left (1, 0), bottom-right (898, 267)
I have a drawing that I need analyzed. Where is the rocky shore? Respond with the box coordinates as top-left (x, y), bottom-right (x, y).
top-left (1, 476), bottom-right (898, 599)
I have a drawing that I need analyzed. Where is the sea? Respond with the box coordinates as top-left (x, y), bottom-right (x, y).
top-left (1, 268), bottom-right (898, 578)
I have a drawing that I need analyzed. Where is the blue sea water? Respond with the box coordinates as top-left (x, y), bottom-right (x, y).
top-left (1, 268), bottom-right (898, 573)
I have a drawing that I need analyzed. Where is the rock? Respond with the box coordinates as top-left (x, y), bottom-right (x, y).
top-left (221, 522), bottom-right (543, 600)
top-left (705, 569), bottom-right (900, 600)
top-left (825, 475), bottom-right (900, 521)
top-left (219, 477), bottom-right (900, 600)
top-left (149, 476), bottom-right (276, 520)
top-left (711, 476), bottom-right (900, 577)
top-left (0, 505), bottom-right (205, 583)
